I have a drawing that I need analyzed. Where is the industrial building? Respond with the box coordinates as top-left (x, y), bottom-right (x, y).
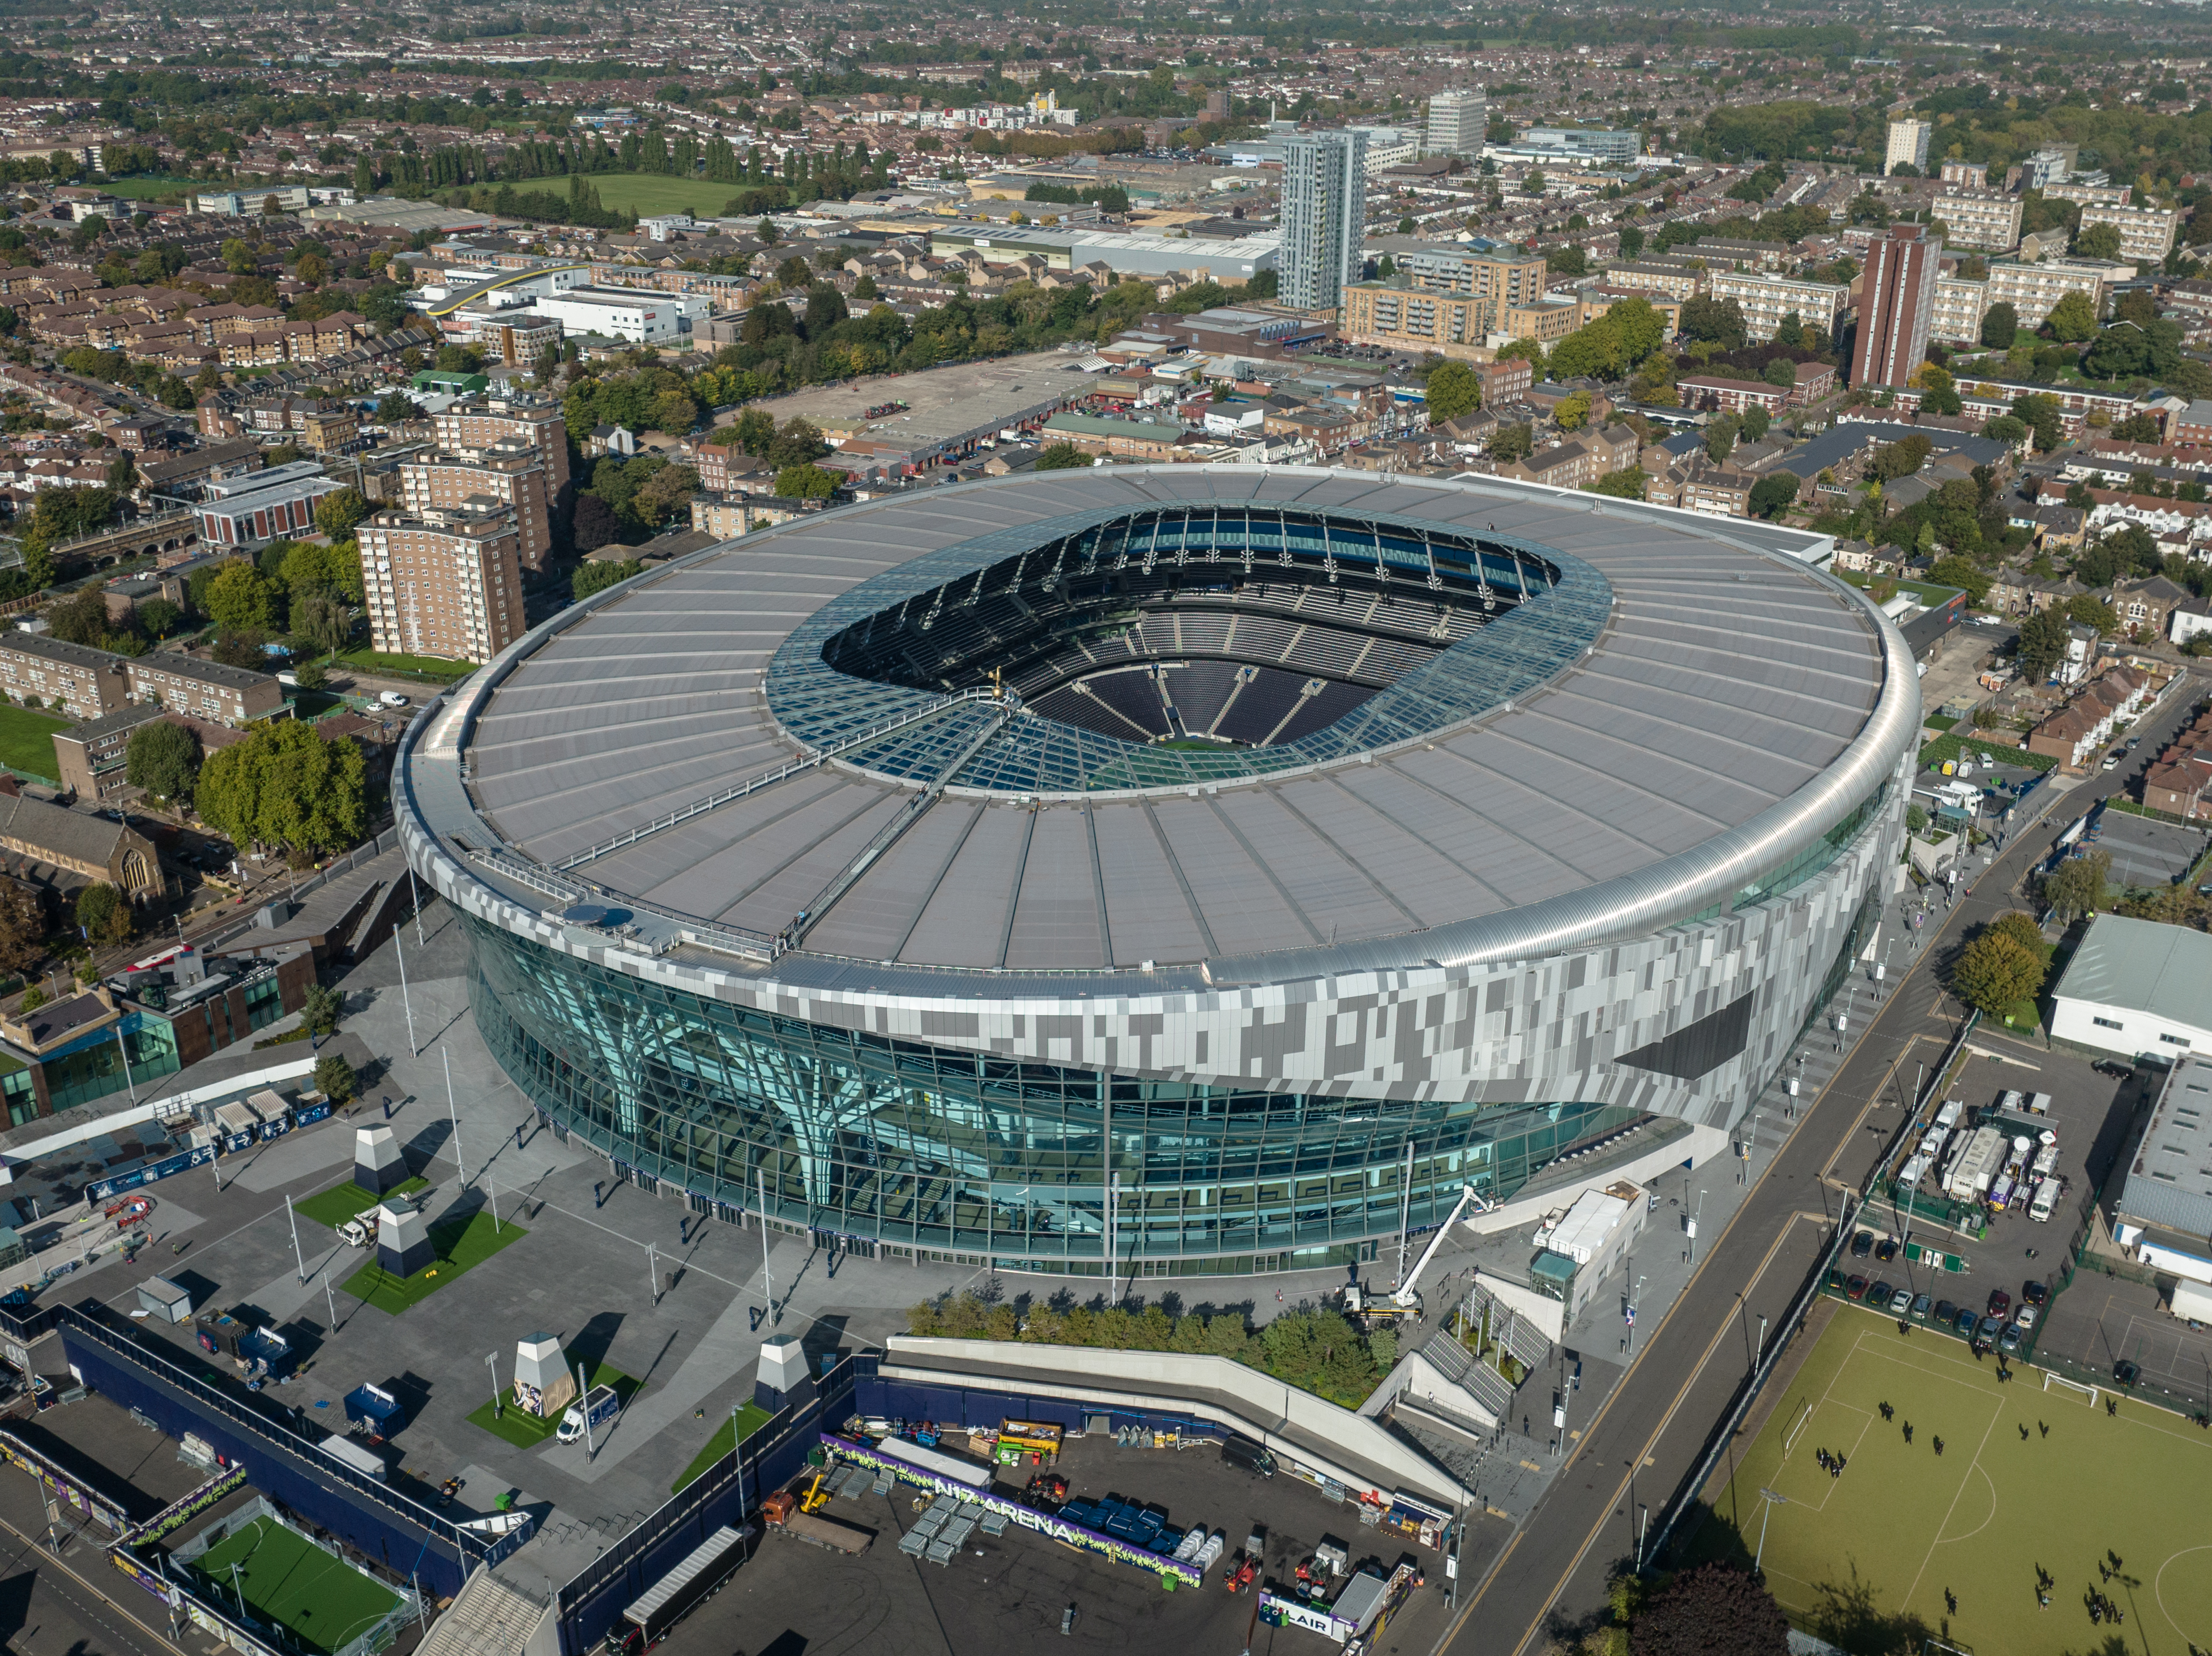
top-left (2047, 914), bottom-right (2212, 1061)
top-left (399, 468), bottom-right (1915, 1278)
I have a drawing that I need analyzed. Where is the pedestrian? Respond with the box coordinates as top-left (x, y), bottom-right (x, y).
top-left (2038, 1419), bottom-right (2048, 1437)
top-left (1880, 1401), bottom-right (1893, 1422)
top-left (1903, 1422), bottom-right (1913, 1444)
top-left (2019, 1423), bottom-right (2030, 1440)
top-left (1945, 1589), bottom-right (1957, 1615)
top-left (1934, 1435), bottom-right (1945, 1456)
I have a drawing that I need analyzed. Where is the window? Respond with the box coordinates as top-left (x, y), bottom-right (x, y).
top-left (2093, 1017), bottom-right (2123, 1030)
top-left (1, 1067), bottom-right (35, 1128)
top-left (2160, 1033), bottom-right (2193, 1047)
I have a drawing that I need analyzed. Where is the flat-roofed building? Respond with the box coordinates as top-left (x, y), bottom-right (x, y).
top-left (1600, 260), bottom-right (1706, 303)
top-left (398, 439), bottom-right (553, 570)
top-left (1931, 275), bottom-right (1991, 345)
top-left (2077, 202), bottom-right (2181, 265)
top-left (125, 652), bottom-right (284, 727)
top-left (0, 634), bottom-right (130, 721)
top-left (357, 504), bottom-right (526, 664)
top-left (526, 288), bottom-right (680, 344)
top-left (1985, 256), bottom-right (2128, 328)
top-left (191, 460), bottom-right (347, 548)
top-left (1932, 190), bottom-right (2024, 252)
top-left (1707, 271), bottom-right (1849, 343)
top-left (1425, 88), bottom-right (1486, 158)
top-left (1885, 117), bottom-right (1931, 176)
top-left (430, 396), bottom-right (571, 500)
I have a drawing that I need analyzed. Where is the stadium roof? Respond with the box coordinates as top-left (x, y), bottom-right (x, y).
top-left (424, 469), bottom-right (1911, 985)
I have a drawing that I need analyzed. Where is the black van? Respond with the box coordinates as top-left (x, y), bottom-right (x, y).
top-left (1222, 1435), bottom-right (1276, 1478)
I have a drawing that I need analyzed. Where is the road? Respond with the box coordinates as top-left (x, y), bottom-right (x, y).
top-left (0, 1487), bottom-right (193, 1656)
top-left (1439, 673), bottom-right (2203, 1656)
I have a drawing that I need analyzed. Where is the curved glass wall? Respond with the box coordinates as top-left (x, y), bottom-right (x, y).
top-left (467, 917), bottom-right (1639, 1274)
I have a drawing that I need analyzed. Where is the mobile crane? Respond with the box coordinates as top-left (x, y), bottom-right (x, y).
top-left (1342, 1183), bottom-right (1487, 1327)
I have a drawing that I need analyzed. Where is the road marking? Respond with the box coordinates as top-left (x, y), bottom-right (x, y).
top-left (0, 1507), bottom-right (188, 1656)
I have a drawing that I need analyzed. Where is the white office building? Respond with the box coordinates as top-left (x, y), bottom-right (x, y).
top-left (1280, 130), bottom-right (1368, 314)
top-left (1426, 89), bottom-right (1487, 158)
top-left (523, 288), bottom-right (681, 344)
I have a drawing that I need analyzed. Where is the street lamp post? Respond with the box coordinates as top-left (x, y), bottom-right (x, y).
top-left (1625, 1273), bottom-right (1645, 1357)
top-left (487, 1351), bottom-right (502, 1419)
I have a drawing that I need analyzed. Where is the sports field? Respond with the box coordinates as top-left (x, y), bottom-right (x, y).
top-left (1689, 1307), bottom-right (2212, 1654)
top-left (570, 173), bottom-right (744, 217)
top-left (191, 1515), bottom-right (399, 1655)
top-left (0, 703), bottom-right (70, 782)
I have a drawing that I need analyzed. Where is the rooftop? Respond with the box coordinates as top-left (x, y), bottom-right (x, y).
top-left (2050, 914), bottom-right (2212, 1033)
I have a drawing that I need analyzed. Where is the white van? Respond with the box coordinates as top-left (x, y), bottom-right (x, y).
top-left (379, 691), bottom-right (411, 708)
top-left (2028, 1179), bottom-right (2060, 1223)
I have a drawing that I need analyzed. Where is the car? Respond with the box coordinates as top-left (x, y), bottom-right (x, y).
top-left (1933, 1299), bottom-right (1957, 1327)
top-left (379, 690), bottom-right (411, 708)
top-left (1955, 1307), bottom-right (1980, 1337)
top-left (2101, 755), bottom-right (2121, 771)
top-left (2015, 1304), bottom-right (2038, 1332)
top-left (1890, 1287), bottom-right (1914, 1316)
top-left (1988, 1288), bottom-right (2013, 1317)
top-left (2126, 737), bottom-right (2141, 749)
top-left (1978, 1315), bottom-right (2004, 1345)
top-left (1999, 1323), bottom-right (2023, 1354)
top-left (1868, 1280), bottom-right (1891, 1307)
top-left (2115, 1359), bottom-right (2140, 1387)
top-left (2094, 1060), bottom-right (2134, 1079)
top-left (1911, 1293), bottom-right (1933, 1321)
top-left (1847, 1274), bottom-right (1870, 1300)
top-left (1851, 1230), bottom-right (1874, 1258)
top-left (1875, 1236), bottom-right (1900, 1263)
top-left (1826, 1267), bottom-right (1847, 1293)
top-left (2023, 1280), bottom-right (2049, 1306)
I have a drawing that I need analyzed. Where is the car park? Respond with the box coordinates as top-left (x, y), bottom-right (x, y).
top-left (1911, 1293), bottom-right (1933, 1321)
top-left (1851, 1231), bottom-right (1874, 1259)
top-left (1847, 1275), bottom-right (1869, 1299)
top-left (1875, 1237), bottom-right (1899, 1263)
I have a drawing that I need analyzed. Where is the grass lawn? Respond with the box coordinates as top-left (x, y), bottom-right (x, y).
top-left (293, 1176), bottom-right (429, 1230)
top-left (341, 1210), bottom-right (526, 1313)
top-left (334, 647), bottom-right (477, 683)
top-left (1918, 730), bottom-right (2057, 774)
top-left (672, 1402), bottom-right (774, 1494)
top-left (0, 704), bottom-right (72, 782)
top-left (1684, 1307), bottom-right (2212, 1655)
top-left (190, 1514), bottom-right (399, 1655)
top-left (465, 1356), bottom-right (644, 1448)
top-left (578, 173), bottom-right (748, 217)
top-left (101, 174), bottom-right (212, 200)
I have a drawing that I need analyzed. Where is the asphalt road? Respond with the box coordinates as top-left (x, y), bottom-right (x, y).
top-left (1438, 674), bottom-right (2204, 1656)
top-left (0, 1489), bottom-right (192, 1656)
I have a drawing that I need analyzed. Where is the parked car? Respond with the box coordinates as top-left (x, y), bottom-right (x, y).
top-left (1977, 1315), bottom-right (2004, 1345)
top-left (1955, 1307), bottom-right (1980, 1337)
top-left (1868, 1280), bottom-right (1892, 1307)
top-left (1933, 1299), bottom-right (1957, 1327)
top-left (1851, 1231), bottom-right (1875, 1259)
top-left (2115, 1359), bottom-right (2140, 1387)
top-left (1875, 1236), bottom-right (1900, 1263)
top-left (2015, 1304), bottom-right (2038, 1332)
top-left (1911, 1293), bottom-right (1933, 1321)
top-left (1999, 1324), bottom-right (2023, 1354)
top-left (2094, 1060), bottom-right (2133, 1079)
top-left (1847, 1275), bottom-right (1870, 1300)
top-left (1890, 1287), bottom-right (1914, 1316)
top-left (1826, 1268), bottom-right (1847, 1293)
top-left (2023, 1280), bottom-right (2049, 1307)
top-left (1988, 1288), bottom-right (2013, 1318)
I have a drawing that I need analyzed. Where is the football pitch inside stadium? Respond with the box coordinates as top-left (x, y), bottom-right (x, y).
top-left (1685, 1308), bottom-right (2212, 1655)
top-left (189, 1515), bottom-right (402, 1655)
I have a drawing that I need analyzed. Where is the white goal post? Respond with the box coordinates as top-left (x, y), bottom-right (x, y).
top-left (1781, 1396), bottom-right (1814, 1454)
top-left (2042, 1370), bottom-right (2098, 1408)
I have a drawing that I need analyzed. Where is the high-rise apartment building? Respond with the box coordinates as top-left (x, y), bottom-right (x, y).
top-left (398, 439), bottom-right (553, 570)
top-left (430, 395), bottom-right (571, 501)
top-left (1885, 118), bottom-right (1931, 176)
top-left (358, 504), bottom-right (525, 665)
top-left (1425, 88), bottom-right (1487, 157)
top-left (1280, 130), bottom-right (1368, 314)
top-left (1851, 225), bottom-right (1937, 389)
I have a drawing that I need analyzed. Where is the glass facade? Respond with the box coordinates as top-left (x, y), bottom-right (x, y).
top-left (467, 917), bottom-right (1642, 1273)
top-left (38, 1014), bottom-right (181, 1115)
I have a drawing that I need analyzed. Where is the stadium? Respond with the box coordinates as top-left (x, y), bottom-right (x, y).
top-left (398, 467), bottom-right (1919, 1277)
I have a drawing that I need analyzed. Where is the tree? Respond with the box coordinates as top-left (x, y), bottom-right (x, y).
top-left (1749, 473), bottom-right (1799, 519)
top-left (1979, 301), bottom-right (2019, 349)
top-left (204, 562), bottom-right (284, 633)
top-left (300, 982), bottom-right (341, 1039)
top-left (0, 882), bottom-right (41, 979)
top-left (1869, 434), bottom-right (1933, 481)
top-left (126, 719), bottom-right (202, 814)
top-left (314, 1050), bottom-right (358, 1104)
top-left (137, 597), bottom-right (183, 641)
top-left (1628, 1564), bottom-right (1788, 1656)
top-left (775, 463), bottom-right (841, 500)
top-left (196, 719), bottom-right (368, 858)
top-left (1035, 442), bottom-right (1090, 470)
top-left (1738, 406), bottom-right (1770, 443)
top-left (1703, 413), bottom-right (1739, 465)
top-left (292, 588), bottom-right (353, 656)
top-left (2043, 849), bottom-right (2111, 924)
top-left (1522, 169), bottom-right (1546, 196)
top-left (1927, 556), bottom-right (1991, 602)
top-left (2016, 609), bottom-right (2069, 681)
top-left (1952, 927), bottom-right (2046, 1015)
top-left (2044, 290), bottom-right (2099, 344)
top-left (1679, 294), bottom-right (1748, 351)
top-left (314, 487), bottom-right (368, 540)
top-left (75, 882), bottom-right (130, 946)
top-left (1555, 390), bottom-right (1591, 430)
top-left (44, 587), bottom-right (112, 649)
top-left (2073, 221), bottom-right (2123, 261)
top-left (1425, 360), bottom-right (1481, 424)
top-left (573, 559), bottom-right (642, 601)
top-left (573, 493), bottom-right (623, 553)
top-left (1488, 422), bottom-right (1534, 464)
top-left (1761, 357), bottom-right (1796, 390)
top-left (1591, 467), bottom-right (1647, 499)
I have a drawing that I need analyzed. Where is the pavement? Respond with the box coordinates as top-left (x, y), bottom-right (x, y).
top-left (1433, 672), bottom-right (2204, 1656)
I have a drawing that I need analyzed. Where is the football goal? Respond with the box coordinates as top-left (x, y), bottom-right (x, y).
top-left (2042, 1370), bottom-right (2098, 1408)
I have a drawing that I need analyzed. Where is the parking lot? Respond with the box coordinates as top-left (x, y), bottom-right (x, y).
top-left (2090, 808), bottom-right (2209, 893)
top-left (1854, 1036), bottom-right (2147, 1354)
top-left (2035, 1266), bottom-right (2212, 1414)
top-left (663, 1432), bottom-right (1455, 1656)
